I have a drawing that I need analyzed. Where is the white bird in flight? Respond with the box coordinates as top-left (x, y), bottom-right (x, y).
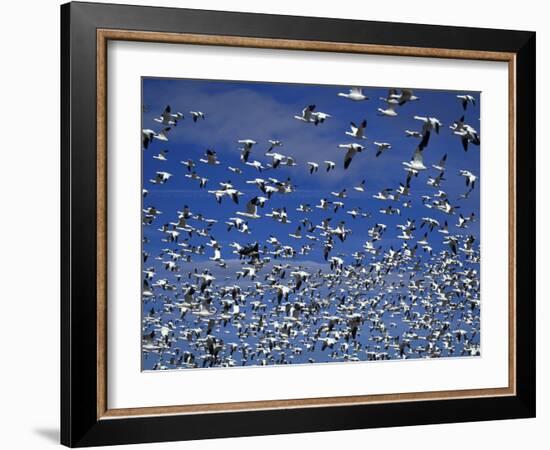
top-left (153, 150), bottom-right (169, 161)
top-left (450, 116), bottom-right (480, 151)
top-left (307, 162), bottom-right (319, 174)
top-left (238, 139), bottom-right (257, 162)
top-left (432, 154), bottom-right (447, 172)
top-left (389, 88), bottom-right (419, 106)
top-left (414, 115), bottom-right (442, 134)
top-left (337, 87), bottom-right (368, 101)
top-left (294, 104), bottom-right (316, 123)
top-left (245, 160), bottom-right (265, 172)
top-left (377, 101), bottom-right (397, 117)
top-left (346, 120), bottom-right (367, 139)
top-left (236, 197), bottom-right (262, 219)
top-left (374, 142), bottom-right (392, 157)
top-left (459, 170), bottom-right (477, 189)
top-left (199, 149), bottom-right (220, 165)
top-left (338, 143), bottom-right (365, 169)
top-left (154, 105), bottom-right (183, 126)
top-left (403, 148), bottom-right (427, 173)
top-left (353, 180), bottom-right (366, 192)
top-left (190, 111), bottom-right (205, 122)
top-left (142, 127), bottom-right (170, 149)
top-left (267, 140), bottom-right (283, 151)
top-left (456, 94), bottom-right (476, 110)
top-left (149, 171), bottom-right (172, 184)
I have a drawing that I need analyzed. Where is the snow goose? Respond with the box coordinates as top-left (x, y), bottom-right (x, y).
top-left (294, 104), bottom-right (316, 123)
top-left (324, 161), bottom-right (336, 172)
top-left (236, 197), bottom-right (262, 219)
top-left (190, 111), bottom-right (205, 122)
top-left (377, 101), bottom-right (398, 117)
top-left (149, 171), bottom-right (172, 184)
top-left (390, 88), bottom-right (419, 105)
top-left (153, 150), bottom-right (168, 161)
top-left (345, 120), bottom-right (367, 139)
top-left (199, 149), bottom-right (220, 165)
top-left (402, 148), bottom-right (427, 172)
top-left (267, 139), bottom-right (283, 151)
top-left (459, 170), bottom-right (477, 189)
top-left (338, 143), bottom-right (365, 169)
top-left (456, 94), bottom-right (476, 110)
top-left (245, 160), bottom-right (265, 172)
top-left (154, 105), bottom-right (183, 126)
top-left (432, 154), bottom-right (447, 172)
top-left (353, 180), bottom-right (366, 192)
top-left (142, 127), bottom-right (170, 149)
top-left (307, 162), bottom-right (319, 174)
top-left (180, 159), bottom-right (195, 172)
top-left (337, 87), bottom-right (368, 101)
top-left (238, 139), bottom-right (257, 162)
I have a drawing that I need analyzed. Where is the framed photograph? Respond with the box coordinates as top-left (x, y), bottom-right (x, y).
top-left (61, 1), bottom-right (536, 447)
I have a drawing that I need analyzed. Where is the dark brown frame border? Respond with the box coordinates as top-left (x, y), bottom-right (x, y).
top-left (96, 29), bottom-right (517, 419)
top-left (62, 2), bottom-right (535, 446)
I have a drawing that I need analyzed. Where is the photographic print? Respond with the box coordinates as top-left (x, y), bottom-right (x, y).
top-left (141, 78), bottom-right (481, 371)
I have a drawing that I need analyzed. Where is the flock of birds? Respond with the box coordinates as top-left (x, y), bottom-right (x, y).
top-left (141, 86), bottom-right (481, 370)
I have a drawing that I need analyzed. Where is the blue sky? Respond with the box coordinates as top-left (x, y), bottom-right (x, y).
top-left (141, 77), bottom-right (480, 369)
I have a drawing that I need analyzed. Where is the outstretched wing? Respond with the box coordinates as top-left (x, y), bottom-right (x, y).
top-left (161, 105), bottom-right (171, 120)
top-left (461, 136), bottom-right (469, 152)
top-left (399, 89), bottom-right (412, 105)
top-left (344, 149), bottom-right (355, 169)
top-left (419, 130), bottom-right (431, 150)
top-left (303, 104), bottom-right (316, 120)
top-left (412, 147), bottom-right (424, 164)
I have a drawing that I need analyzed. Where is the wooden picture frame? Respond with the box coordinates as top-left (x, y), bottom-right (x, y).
top-left (61, 1), bottom-right (536, 447)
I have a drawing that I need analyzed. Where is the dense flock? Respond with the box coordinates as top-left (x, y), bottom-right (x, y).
top-left (141, 87), bottom-right (481, 370)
